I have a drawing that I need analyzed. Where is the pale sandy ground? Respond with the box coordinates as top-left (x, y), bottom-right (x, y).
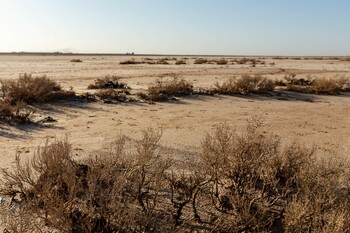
top-left (0, 55), bottom-right (349, 172)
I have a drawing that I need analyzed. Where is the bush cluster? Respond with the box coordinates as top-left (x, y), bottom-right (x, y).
top-left (0, 74), bottom-right (75, 124)
top-left (1, 120), bottom-right (350, 232)
top-left (213, 75), bottom-right (275, 94)
top-left (138, 77), bottom-right (193, 102)
top-left (283, 74), bottom-right (350, 94)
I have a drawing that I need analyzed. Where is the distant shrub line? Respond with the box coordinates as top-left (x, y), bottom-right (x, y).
top-left (1, 73), bottom-right (349, 125)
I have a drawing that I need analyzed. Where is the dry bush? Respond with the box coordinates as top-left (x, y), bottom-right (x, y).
top-left (0, 74), bottom-right (76, 125)
top-left (236, 58), bottom-right (251, 64)
top-left (194, 58), bottom-right (208, 64)
top-left (284, 73), bottom-right (313, 86)
top-left (166, 170), bottom-right (206, 226)
top-left (87, 75), bottom-right (129, 89)
top-left (0, 74), bottom-right (75, 104)
top-left (70, 59), bottom-right (82, 63)
top-left (94, 89), bottom-right (131, 103)
top-left (0, 130), bottom-right (174, 232)
top-left (120, 59), bottom-right (142, 65)
top-left (200, 119), bottom-right (286, 231)
top-left (233, 58), bottom-right (265, 65)
top-left (175, 60), bottom-right (186, 65)
top-left (199, 119), bottom-right (350, 232)
top-left (274, 79), bottom-right (286, 86)
top-left (156, 59), bottom-right (169, 65)
top-left (214, 75), bottom-right (275, 95)
top-left (139, 77), bottom-right (193, 102)
top-left (310, 77), bottom-right (349, 94)
top-left (284, 75), bottom-right (350, 94)
top-left (215, 59), bottom-right (228, 65)
top-left (0, 100), bottom-right (32, 124)
top-left (1, 120), bottom-right (350, 232)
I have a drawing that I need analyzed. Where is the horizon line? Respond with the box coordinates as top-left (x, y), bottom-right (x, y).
top-left (0, 52), bottom-right (349, 58)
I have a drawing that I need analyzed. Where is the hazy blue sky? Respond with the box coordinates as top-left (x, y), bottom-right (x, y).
top-left (1, 0), bottom-right (349, 55)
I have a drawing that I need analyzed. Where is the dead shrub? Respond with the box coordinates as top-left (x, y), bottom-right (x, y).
top-left (1, 120), bottom-right (350, 232)
top-left (284, 75), bottom-right (350, 94)
top-left (284, 73), bottom-right (313, 86)
top-left (156, 59), bottom-right (169, 65)
top-left (87, 75), bottom-right (129, 89)
top-left (0, 73), bottom-right (74, 104)
top-left (0, 100), bottom-right (32, 124)
top-left (214, 75), bottom-right (275, 94)
top-left (199, 118), bottom-right (350, 232)
top-left (0, 130), bottom-right (174, 232)
top-left (215, 59), bottom-right (228, 65)
top-left (166, 170), bottom-right (206, 226)
top-left (194, 58), bottom-right (208, 64)
top-left (140, 77), bottom-right (193, 101)
top-left (70, 59), bottom-right (82, 63)
top-left (120, 59), bottom-right (142, 65)
top-left (175, 60), bottom-right (186, 65)
top-left (95, 89), bottom-right (130, 103)
top-left (234, 58), bottom-right (265, 65)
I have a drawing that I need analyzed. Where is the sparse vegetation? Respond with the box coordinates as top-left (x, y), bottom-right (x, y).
top-left (0, 74), bottom-right (74, 104)
top-left (94, 89), bottom-right (134, 103)
top-left (214, 75), bottom-right (275, 94)
top-left (120, 58), bottom-right (172, 65)
top-left (120, 59), bottom-right (142, 65)
top-left (175, 60), bottom-right (186, 65)
top-left (87, 75), bottom-right (129, 89)
top-left (214, 59), bottom-right (228, 65)
top-left (194, 58), bottom-right (208, 64)
top-left (70, 59), bottom-right (82, 63)
top-left (138, 77), bottom-right (194, 101)
top-left (1, 120), bottom-right (350, 232)
top-left (0, 74), bottom-right (75, 125)
top-left (0, 100), bottom-right (32, 124)
top-left (283, 74), bottom-right (350, 94)
top-left (233, 58), bottom-right (265, 65)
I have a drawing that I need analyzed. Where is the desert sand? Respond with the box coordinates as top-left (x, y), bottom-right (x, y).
top-left (0, 55), bottom-right (349, 171)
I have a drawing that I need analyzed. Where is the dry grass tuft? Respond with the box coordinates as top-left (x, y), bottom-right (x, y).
top-left (214, 75), bottom-right (275, 94)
